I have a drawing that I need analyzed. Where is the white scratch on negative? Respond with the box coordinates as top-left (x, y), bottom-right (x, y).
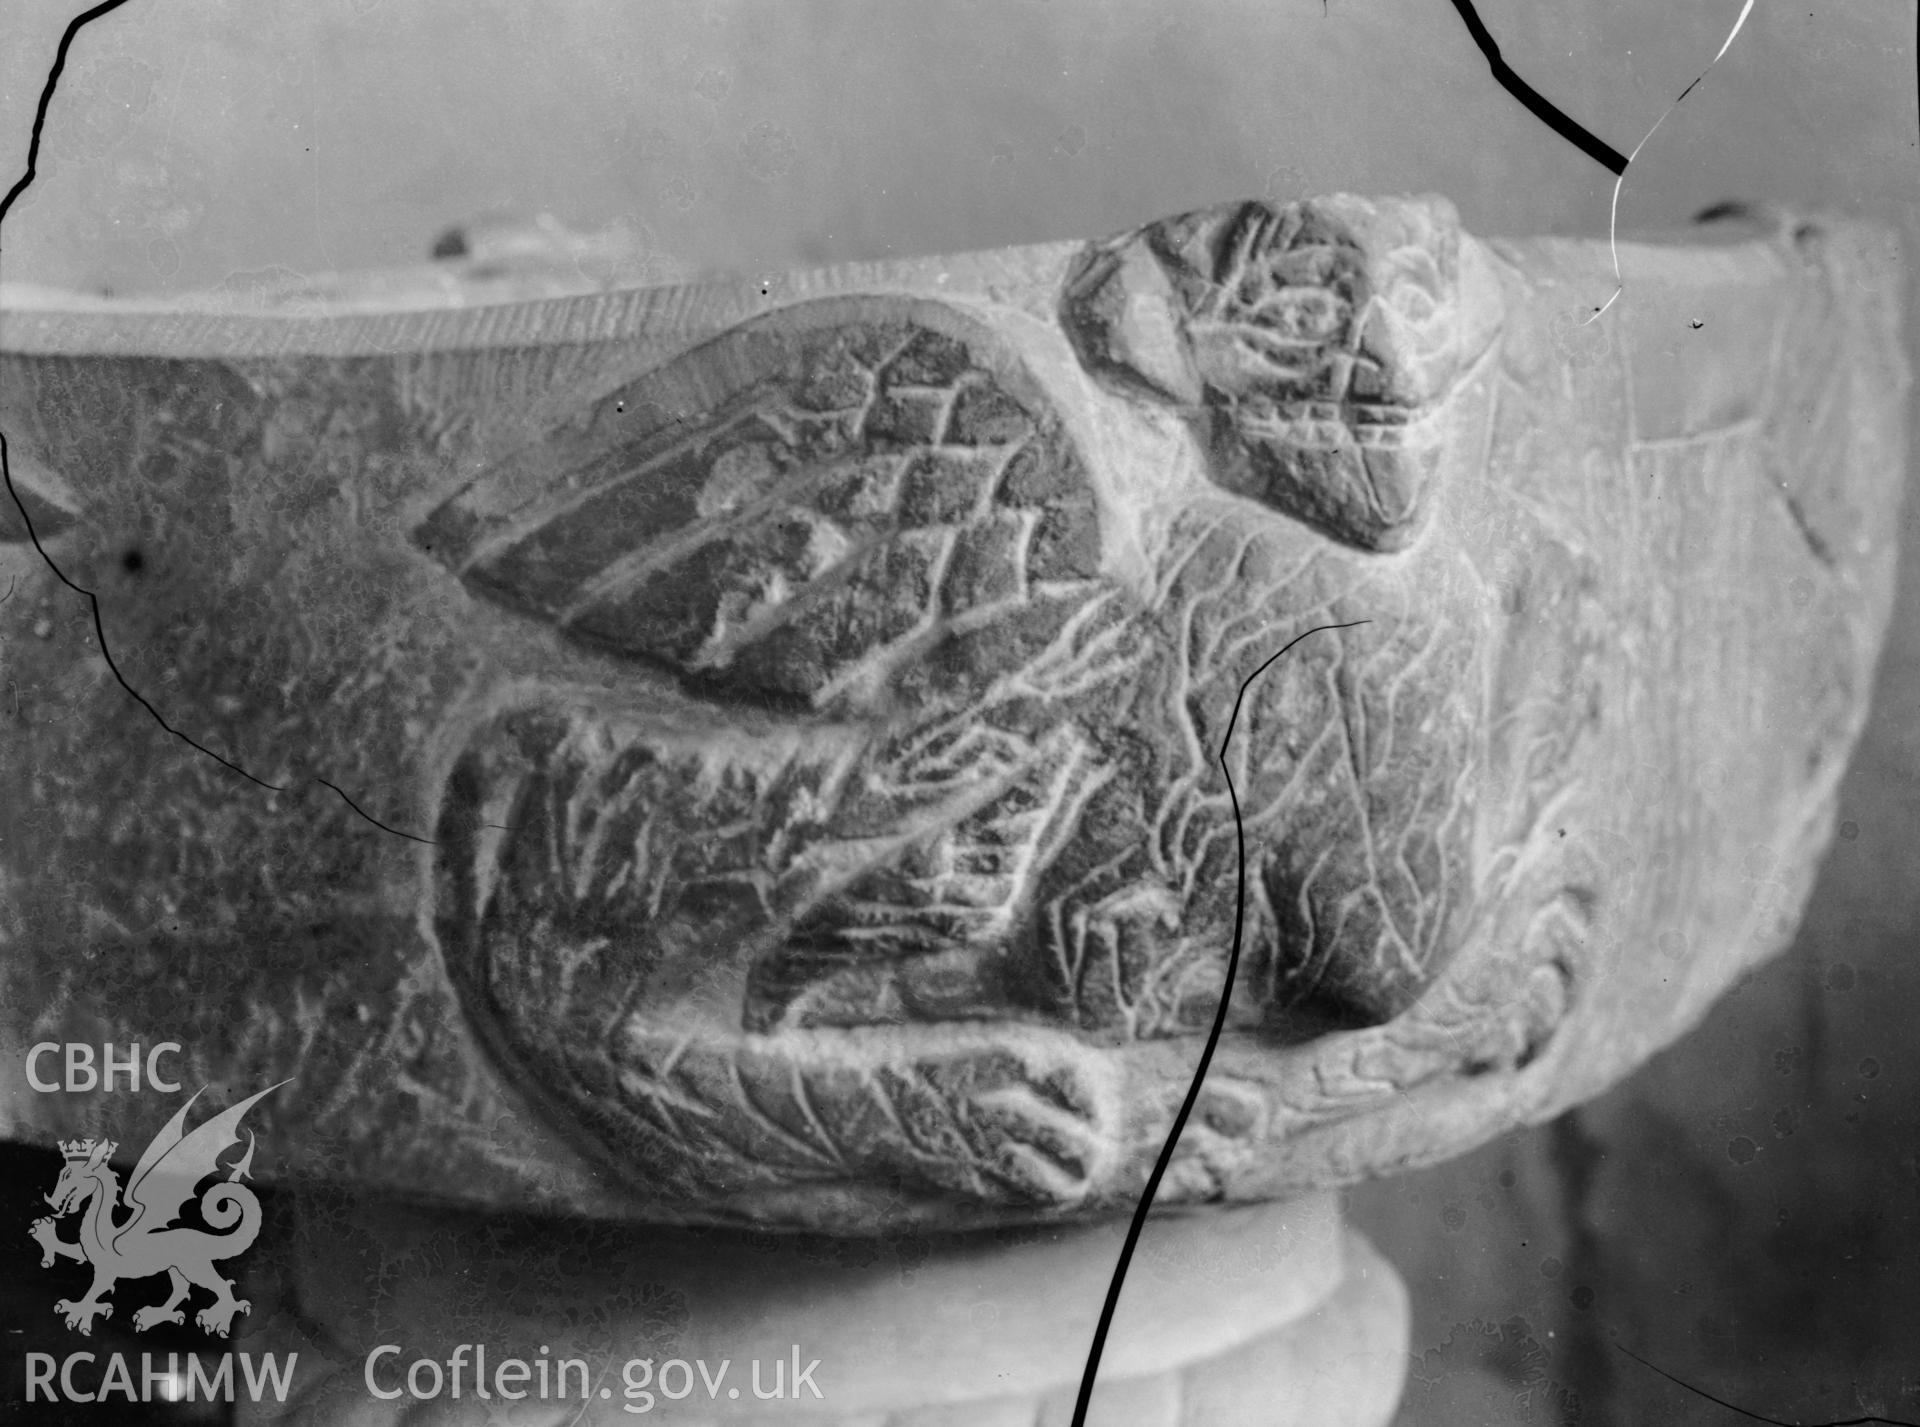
top-left (1584, 0), bottom-right (1758, 327)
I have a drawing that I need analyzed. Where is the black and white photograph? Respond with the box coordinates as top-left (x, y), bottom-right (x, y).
top-left (0, 3), bottom-right (1915, 1423)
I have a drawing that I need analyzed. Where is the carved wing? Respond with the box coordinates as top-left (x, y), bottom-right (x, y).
top-left (118, 1082), bottom-right (286, 1237)
top-left (427, 292), bottom-right (1149, 1042)
top-left (422, 285), bottom-right (1481, 1054)
top-left (414, 294), bottom-right (1107, 716)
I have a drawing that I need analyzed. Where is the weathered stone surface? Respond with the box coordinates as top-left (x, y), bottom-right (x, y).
top-left (1062, 194), bottom-right (1472, 552)
top-left (0, 195), bottom-right (1906, 1231)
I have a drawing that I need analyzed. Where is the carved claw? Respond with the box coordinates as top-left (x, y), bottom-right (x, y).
top-left (132, 1306), bottom-right (186, 1331)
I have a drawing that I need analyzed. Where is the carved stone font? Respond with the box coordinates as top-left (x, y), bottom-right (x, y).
top-left (0, 196), bottom-right (1907, 1236)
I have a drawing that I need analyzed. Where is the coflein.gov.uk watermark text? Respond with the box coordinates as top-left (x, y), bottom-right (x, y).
top-left (366, 1344), bottom-right (825, 1412)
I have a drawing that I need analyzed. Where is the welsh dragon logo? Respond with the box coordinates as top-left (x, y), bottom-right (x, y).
top-left (28, 1082), bottom-right (287, 1337)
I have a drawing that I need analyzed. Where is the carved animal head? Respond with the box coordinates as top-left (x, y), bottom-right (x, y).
top-left (1061, 196), bottom-right (1473, 552)
top-left (2, 192), bottom-right (1895, 1232)
top-left (406, 199), bottom-right (1518, 1218)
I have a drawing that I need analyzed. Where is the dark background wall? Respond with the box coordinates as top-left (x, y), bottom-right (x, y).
top-left (2, 3), bottom-right (1914, 1423)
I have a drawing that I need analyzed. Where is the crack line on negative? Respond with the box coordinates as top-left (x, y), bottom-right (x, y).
top-left (1444, 0), bottom-right (1629, 174)
top-left (1443, 0), bottom-right (1757, 325)
top-left (1068, 617), bottom-right (1369, 1426)
top-left (1582, 0), bottom-right (1756, 325)
top-left (1615, 1342), bottom-right (1920, 1427)
top-left (1, 0), bottom-right (436, 846)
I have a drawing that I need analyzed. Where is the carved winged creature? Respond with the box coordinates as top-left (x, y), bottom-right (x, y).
top-left (417, 198), bottom-right (1498, 1210)
top-left (30, 1082), bottom-right (286, 1336)
top-left (0, 193), bottom-right (1894, 1231)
